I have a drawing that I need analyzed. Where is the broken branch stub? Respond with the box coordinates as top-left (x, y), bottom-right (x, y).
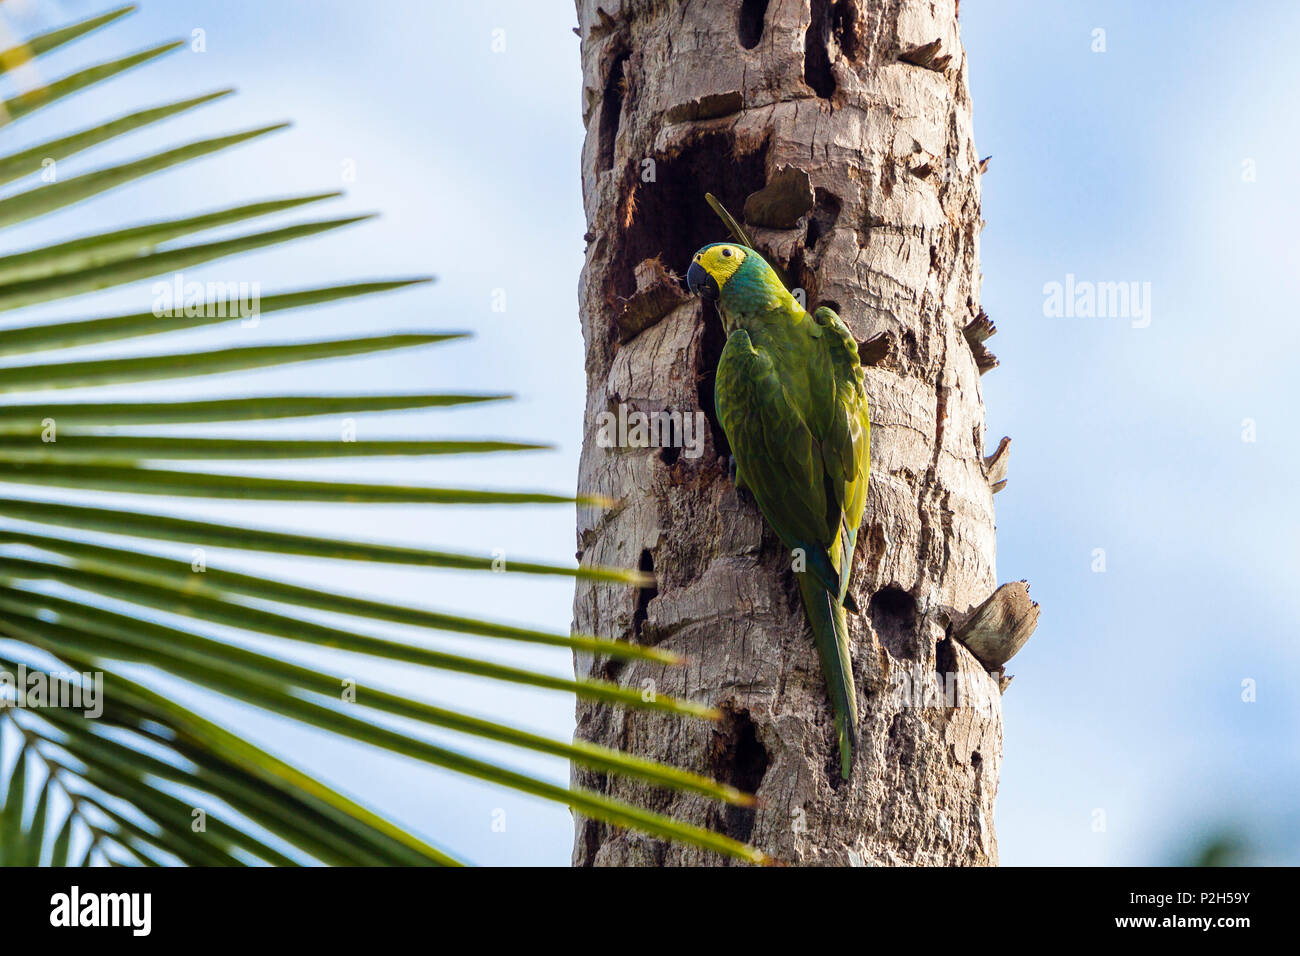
top-left (953, 581), bottom-right (1040, 669)
top-left (984, 436), bottom-right (1011, 493)
top-left (616, 257), bottom-right (690, 342)
top-left (963, 309), bottom-right (999, 374)
top-left (898, 39), bottom-right (952, 73)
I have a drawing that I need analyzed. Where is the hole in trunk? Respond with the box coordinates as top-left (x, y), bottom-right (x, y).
top-left (607, 131), bottom-right (767, 459)
top-left (935, 636), bottom-right (959, 705)
top-left (805, 217), bottom-right (823, 250)
top-left (738, 0), bottom-right (769, 49)
top-left (804, 0), bottom-right (836, 99)
top-left (804, 187), bottom-right (842, 250)
top-left (831, 0), bottom-right (862, 62)
top-left (597, 48), bottom-right (630, 172)
top-left (577, 815), bottom-right (606, 867)
top-left (711, 705), bottom-right (769, 844)
top-left (869, 585), bottom-right (919, 660)
top-left (632, 549), bottom-right (657, 641)
top-left (608, 130), bottom-right (768, 304)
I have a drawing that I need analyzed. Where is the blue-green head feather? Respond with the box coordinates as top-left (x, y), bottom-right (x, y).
top-left (686, 242), bottom-right (792, 318)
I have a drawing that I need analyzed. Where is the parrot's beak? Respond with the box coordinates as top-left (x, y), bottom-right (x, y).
top-left (686, 260), bottom-right (719, 300)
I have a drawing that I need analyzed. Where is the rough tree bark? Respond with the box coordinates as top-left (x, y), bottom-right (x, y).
top-left (571, 0), bottom-right (1029, 866)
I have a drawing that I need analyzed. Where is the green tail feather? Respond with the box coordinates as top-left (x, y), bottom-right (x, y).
top-left (796, 571), bottom-right (859, 777)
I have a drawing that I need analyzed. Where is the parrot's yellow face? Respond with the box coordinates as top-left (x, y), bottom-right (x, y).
top-left (686, 243), bottom-right (747, 299)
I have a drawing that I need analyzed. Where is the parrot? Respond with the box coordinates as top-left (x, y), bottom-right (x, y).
top-left (686, 241), bottom-right (870, 778)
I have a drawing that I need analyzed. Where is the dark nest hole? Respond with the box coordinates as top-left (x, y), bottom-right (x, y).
top-left (804, 217), bottom-right (824, 251)
top-left (804, 0), bottom-right (836, 99)
top-left (738, 0), bottom-right (769, 49)
top-left (804, 187), bottom-right (842, 250)
top-left (608, 130), bottom-right (768, 304)
top-left (868, 585), bottom-right (919, 660)
top-left (934, 634), bottom-right (958, 688)
top-left (632, 548), bottom-right (657, 642)
top-left (597, 47), bottom-right (630, 172)
top-left (608, 131), bottom-right (768, 458)
top-left (578, 808), bottom-right (607, 866)
top-left (711, 706), bottom-right (769, 845)
top-left (831, 0), bottom-right (863, 63)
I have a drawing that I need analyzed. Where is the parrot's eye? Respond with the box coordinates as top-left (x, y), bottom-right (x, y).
top-left (694, 254), bottom-right (701, 261)
top-left (721, 248), bottom-right (732, 257)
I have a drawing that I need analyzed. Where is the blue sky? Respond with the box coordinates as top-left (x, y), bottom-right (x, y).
top-left (1, 0), bottom-right (1295, 866)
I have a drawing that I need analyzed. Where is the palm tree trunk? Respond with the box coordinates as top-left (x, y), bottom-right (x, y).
top-left (572, 0), bottom-right (1012, 865)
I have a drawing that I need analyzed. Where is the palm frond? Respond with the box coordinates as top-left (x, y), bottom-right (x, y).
top-left (0, 7), bottom-right (765, 867)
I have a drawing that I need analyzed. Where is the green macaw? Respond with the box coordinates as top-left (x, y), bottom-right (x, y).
top-left (687, 241), bottom-right (870, 777)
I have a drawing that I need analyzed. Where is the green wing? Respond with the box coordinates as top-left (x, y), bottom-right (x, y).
top-left (715, 327), bottom-right (830, 555)
top-left (715, 315), bottom-right (870, 601)
top-left (810, 306), bottom-right (871, 605)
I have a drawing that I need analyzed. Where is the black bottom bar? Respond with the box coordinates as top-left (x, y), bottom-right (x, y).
top-left (0, 865), bottom-right (1281, 941)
